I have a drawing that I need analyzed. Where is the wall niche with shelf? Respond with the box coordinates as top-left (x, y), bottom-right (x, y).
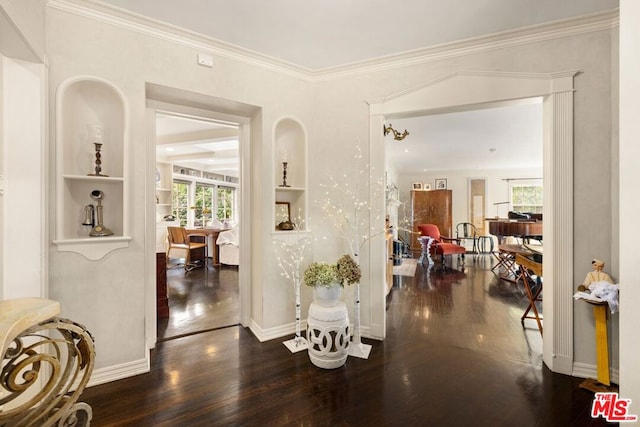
top-left (53, 75), bottom-right (131, 260)
top-left (274, 117), bottom-right (307, 230)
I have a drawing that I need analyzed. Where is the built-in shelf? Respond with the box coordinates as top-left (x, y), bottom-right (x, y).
top-left (54, 75), bottom-right (130, 260)
top-left (156, 163), bottom-right (173, 223)
top-left (274, 118), bottom-right (307, 231)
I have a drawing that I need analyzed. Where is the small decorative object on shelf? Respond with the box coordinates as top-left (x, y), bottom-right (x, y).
top-left (280, 161), bottom-right (290, 187)
top-left (88, 190), bottom-right (113, 237)
top-left (87, 124), bottom-right (108, 177)
top-left (82, 204), bottom-right (95, 227)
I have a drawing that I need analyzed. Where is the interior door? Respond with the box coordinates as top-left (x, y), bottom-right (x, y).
top-left (469, 178), bottom-right (486, 236)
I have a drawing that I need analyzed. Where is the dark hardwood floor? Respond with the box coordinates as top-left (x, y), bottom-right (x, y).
top-left (158, 263), bottom-right (240, 341)
top-left (82, 255), bottom-right (612, 426)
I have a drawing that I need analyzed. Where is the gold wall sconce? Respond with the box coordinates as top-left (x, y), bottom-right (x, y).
top-left (383, 124), bottom-right (409, 141)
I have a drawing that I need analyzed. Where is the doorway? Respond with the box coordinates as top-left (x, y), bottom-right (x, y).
top-left (145, 83), bottom-right (258, 348)
top-left (371, 70), bottom-right (577, 375)
top-left (154, 111), bottom-right (241, 340)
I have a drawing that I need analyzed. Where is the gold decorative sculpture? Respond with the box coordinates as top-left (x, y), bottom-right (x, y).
top-left (383, 123), bottom-right (410, 141)
top-left (0, 298), bottom-right (95, 426)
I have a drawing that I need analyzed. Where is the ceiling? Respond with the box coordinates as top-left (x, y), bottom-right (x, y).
top-left (96, 0), bottom-right (616, 71)
top-left (385, 100), bottom-right (543, 174)
top-left (155, 113), bottom-right (239, 178)
top-left (127, 0), bottom-right (614, 176)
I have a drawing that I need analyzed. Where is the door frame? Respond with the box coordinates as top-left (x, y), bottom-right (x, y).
top-left (368, 70), bottom-right (577, 375)
top-left (144, 84), bottom-right (258, 349)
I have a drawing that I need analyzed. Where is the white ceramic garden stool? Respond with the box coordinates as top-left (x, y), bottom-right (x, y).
top-left (307, 301), bottom-right (350, 369)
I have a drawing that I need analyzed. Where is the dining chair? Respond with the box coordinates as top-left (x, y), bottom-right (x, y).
top-left (166, 226), bottom-right (207, 271)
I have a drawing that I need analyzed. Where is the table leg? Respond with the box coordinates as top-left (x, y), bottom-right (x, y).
top-left (593, 304), bottom-right (610, 386)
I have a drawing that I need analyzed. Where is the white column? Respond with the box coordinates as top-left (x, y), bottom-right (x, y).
top-left (619, 0), bottom-right (640, 418)
top-left (542, 74), bottom-right (576, 375)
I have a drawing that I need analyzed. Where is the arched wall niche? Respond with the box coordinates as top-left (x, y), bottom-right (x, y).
top-left (53, 75), bottom-right (131, 260)
top-left (368, 70), bottom-right (578, 375)
top-left (273, 117), bottom-right (308, 230)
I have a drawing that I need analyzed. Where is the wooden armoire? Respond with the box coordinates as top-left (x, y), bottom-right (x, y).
top-left (411, 189), bottom-right (453, 251)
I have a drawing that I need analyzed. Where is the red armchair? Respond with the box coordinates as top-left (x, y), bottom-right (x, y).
top-left (418, 224), bottom-right (466, 265)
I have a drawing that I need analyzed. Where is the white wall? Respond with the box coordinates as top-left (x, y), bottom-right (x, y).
top-left (1, 56), bottom-right (46, 300)
top-left (619, 0), bottom-right (640, 420)
top-left (0, 0), bottom-right (46, 63)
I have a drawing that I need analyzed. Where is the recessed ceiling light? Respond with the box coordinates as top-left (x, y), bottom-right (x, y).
top-left (404, 149), bottom-right (409, 153)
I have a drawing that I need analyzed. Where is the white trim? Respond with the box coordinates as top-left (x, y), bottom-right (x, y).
top-left (47, 0), bottom-right (617, 82)
top-left (370, 70), bottom-right (577, 376)
top-left (86, 355), bottom-right (150, 388)
top-left (247, 318), bottom-right (375, 344)
top-left (144, 89), bottom-right (255, 343)
top-left (248, 318), bottom-right (308, 343)
top-left (573, 362), bottom-right (620, 385)
top-left (47, 0), bottom-right (310, 80)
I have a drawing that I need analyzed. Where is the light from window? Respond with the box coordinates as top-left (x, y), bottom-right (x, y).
top-left (195, 184), bottom-right (214, 227)
top-left (217, 187), bottom-right (235, 221)
top-left (511, 184), bottom-right (543, 214)
top-left (171, 181), bottom-right (189, 226)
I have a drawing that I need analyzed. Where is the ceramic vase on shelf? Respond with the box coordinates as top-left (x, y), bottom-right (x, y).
top-left (307, 283), bottom-right (350, 369)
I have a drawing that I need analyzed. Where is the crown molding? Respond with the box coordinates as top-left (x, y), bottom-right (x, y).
top-left (313, 9), bottom-right (619, 81)
top-left (47, 0), bottom-right (313, 80)
top-left (47, 1), bottom-right (618, 83)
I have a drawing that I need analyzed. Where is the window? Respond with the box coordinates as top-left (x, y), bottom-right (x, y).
top-left (217, 186), bottom-right (235, 221)
top-left (195, 184), bottom-right (214, 227)
top-left (171, 180), bottom-right (237, 227)
top-left (171, 181), bottom-right (189, 226)
top-left (511, 183), bottom-right (543, 214)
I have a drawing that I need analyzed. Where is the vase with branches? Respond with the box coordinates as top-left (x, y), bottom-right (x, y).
top-left (315, 145), bottom-right (384, 359)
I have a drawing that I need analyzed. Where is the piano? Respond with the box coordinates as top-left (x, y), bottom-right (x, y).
top-left (488, 219), bottom-right (543, 243)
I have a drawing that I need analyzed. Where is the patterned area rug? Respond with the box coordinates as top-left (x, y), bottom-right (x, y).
top-left (393, 258), bottom-right (418, 277)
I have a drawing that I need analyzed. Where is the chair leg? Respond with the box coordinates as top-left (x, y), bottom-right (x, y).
top-left (519, 267), bottom-right (543, 335)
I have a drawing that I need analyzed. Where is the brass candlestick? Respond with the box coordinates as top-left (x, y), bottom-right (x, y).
top-left (87, 124), bottom-right (108, 177)
top-left (280, 161), bottom-right (290, 187)
top-left (88, 143), bottom-right (108, 177)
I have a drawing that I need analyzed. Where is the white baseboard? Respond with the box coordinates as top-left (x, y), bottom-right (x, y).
top-left (247, 318), bottom-right (377, 343)
top-left (248, 319), bottom-right (308, 342)
top-left (573, 362), bottom-right (620, 385)
top-left (86, 353), bottom-right (150, 388)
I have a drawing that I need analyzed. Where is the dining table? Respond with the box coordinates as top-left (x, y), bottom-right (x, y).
top-left (185, 227), bottom-right (229, 266)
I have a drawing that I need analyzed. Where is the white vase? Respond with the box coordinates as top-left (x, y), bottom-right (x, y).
top-left (312, 283), bottom-right (342, 307)
top-left (307, 283), bottom-right (350, 369)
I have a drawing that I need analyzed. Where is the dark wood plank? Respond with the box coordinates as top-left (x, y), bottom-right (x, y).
top-left (82, 256), bottom-right (610, 426)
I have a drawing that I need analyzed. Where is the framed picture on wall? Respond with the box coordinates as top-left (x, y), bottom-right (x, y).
top-left (412, 182), bottom-right (423, 191)
top-left (423, 183), bottom-right (432, 190)
top-left (435, 178), bottom-right (447, 190)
